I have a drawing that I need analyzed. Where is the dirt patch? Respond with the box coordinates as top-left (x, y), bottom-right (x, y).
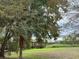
top-left (34, 48), bottom-right (79, 59)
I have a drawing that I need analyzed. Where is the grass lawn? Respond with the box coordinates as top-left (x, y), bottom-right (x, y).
top-left (6, 47), bottom-right (79, 59)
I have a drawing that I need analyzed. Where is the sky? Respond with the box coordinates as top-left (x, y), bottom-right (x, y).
top-left (57, 0), bottom-right (79, 36)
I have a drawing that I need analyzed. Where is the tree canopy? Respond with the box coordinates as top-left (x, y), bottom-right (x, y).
top-left (0, 0), bottom-right (68, 38)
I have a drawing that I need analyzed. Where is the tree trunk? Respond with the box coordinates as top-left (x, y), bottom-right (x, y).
top-left (19, 35), bottom-right (25, 59)
top-left (0, 40), bottom-right (7, 58)
top-left (0, 29), bottom-right (12, 58)
top-left (0, 48), bottom-right (5, 59)
top-left (0, 41), bottom-right (7, 59)
top-left (19, 48), bottom-right (22, 59)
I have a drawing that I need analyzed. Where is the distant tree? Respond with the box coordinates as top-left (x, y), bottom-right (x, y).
top-left (61, 33), bottom-right (79, 45)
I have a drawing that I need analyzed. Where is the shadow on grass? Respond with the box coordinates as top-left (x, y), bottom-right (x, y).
top-left (6, 58), bottom-right (32, 59)
top-left (6, 58), bottom-right (17, 59)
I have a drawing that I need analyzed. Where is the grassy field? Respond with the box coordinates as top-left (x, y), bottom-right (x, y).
top-left (46, 44), bottom-right (79, 48)
top-left (6, 47), bottom-right (79, 59)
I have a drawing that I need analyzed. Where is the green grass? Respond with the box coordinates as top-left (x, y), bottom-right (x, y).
top-left (46, 44), bottom-right (79, 48)
top-left (6, 48), bottom-right (58, 59)
top-left (6, 47), bottom-right (79, 59)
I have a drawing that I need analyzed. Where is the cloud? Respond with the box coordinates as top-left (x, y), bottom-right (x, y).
top-left (58, 10), bottom-right (79, 36)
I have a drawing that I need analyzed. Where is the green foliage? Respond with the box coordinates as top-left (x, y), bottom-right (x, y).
top-left (60, 34), bottom-right (79, 45)
top-left (0, 0), bottom-right (68, 38)
top-left (0, 38), bottom-right (4, 44)
top-left (7, 39), bottom-right (18, 52)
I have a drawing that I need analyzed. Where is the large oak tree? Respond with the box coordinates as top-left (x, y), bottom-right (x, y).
top-left (0, 0), bottom-right (68, 58)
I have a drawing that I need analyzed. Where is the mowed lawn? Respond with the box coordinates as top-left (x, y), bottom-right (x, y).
top-left (6, 47), bottom-right (79, 59)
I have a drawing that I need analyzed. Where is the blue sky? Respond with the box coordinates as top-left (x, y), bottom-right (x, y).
top-left (58, 10), bottom-right (79, 36)
top-left (57, 0), bottom-right (79, 36)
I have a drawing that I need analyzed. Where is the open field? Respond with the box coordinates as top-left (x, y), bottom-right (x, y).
top-left (46, 44), bottom-right (79, 48)
top-left (6, 47), bottom-right (79, 59)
